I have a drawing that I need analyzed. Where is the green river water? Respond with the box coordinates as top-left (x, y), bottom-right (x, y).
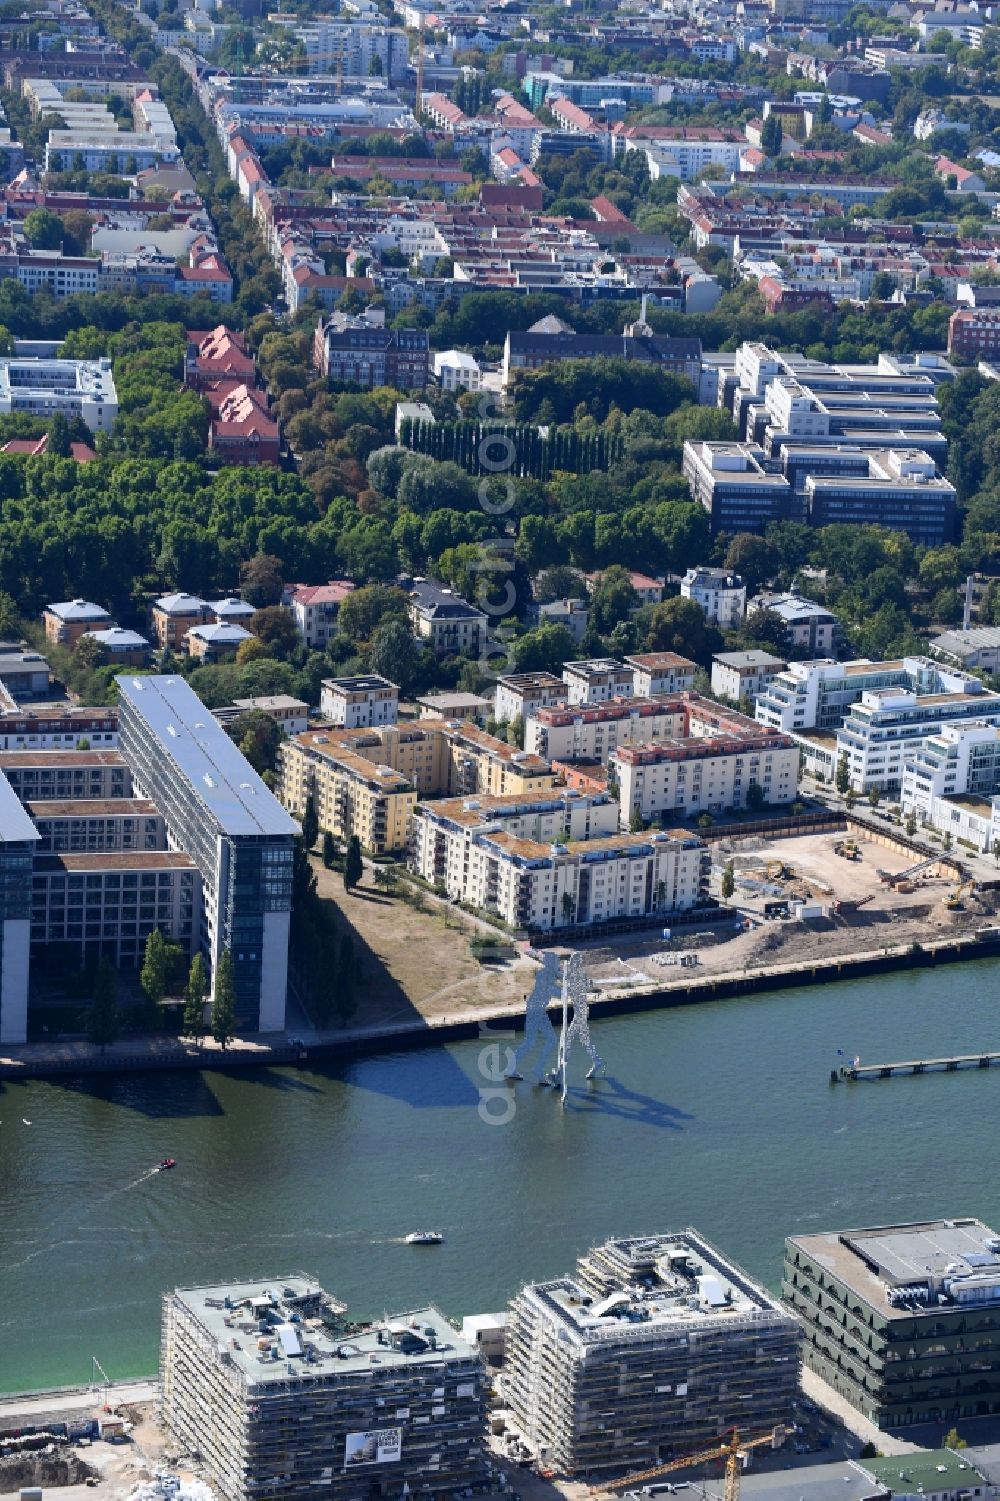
top-left (0, 959), bottom-right (997, 1394)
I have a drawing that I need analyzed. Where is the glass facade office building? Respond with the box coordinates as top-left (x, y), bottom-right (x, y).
top-left (117, 675), bottom-right (298, 1031)
top-left (0, 773), bottom-right (39, 1045)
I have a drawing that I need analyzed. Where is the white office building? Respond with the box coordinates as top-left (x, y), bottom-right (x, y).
top-left (836, 682), bottom-right (1000, 795)
top-left (755, 656), bottom-right (977, 734)
top-left (901, 721), bottom-right (1000, 852)
top-left (0, 357), bottom-right (118, 432)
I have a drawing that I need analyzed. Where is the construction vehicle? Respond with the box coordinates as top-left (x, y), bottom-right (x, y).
top-left (766, 861), bottom-right (789, 880)
top-left (944, 880), bottom-right (977, 911)
top-left (833, 841), bottom-right (860, 861)
top-left (595, 1427), bottom-right (786, 1501)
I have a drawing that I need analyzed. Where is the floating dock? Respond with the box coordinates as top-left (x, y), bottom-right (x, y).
top-left (835, 1053), bottom-right (1000, 1081)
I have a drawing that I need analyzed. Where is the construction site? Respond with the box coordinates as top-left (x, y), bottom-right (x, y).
top-left (159, 1276), bottom-right (490, 1501)
top-left (500, 1232), bottom-right (801, 1481)
top-left (581, 822), bottom-right (1000, 997)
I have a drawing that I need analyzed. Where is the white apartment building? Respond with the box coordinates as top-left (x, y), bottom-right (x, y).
top-left (410, 794), bottom-right (707, 931)
top-left (619, 131), bottom-right (744, 182)
top-left (45, 130), bottom-right (180, 172)
top-left (525, 697), bottom-right (688, 763)
top-left (758, 656), bottom-right (988, 736)
top-left (612, 731), bottom-right (799, 826)
top-left (494, 672), bottom-right (565, 726)
top-left (900, 720), bottom-right (1000, 852)
top-left (320, 675), bottom-right (399, 729)
top-left (0, 358), bottom-right (117, 432)
top-left (836, 683), bottom-right (1000, 794)
top-left (562, 659), bottom-right (633, 705)
top-left (626, 653), bottom-right (697, 698)
top-left (711, 650), bottom-right (787, 705)
top-left (433, 349), bottom-right (482, 391)
top-left (748, 593), bottom-right (837, 655)
top-left (286, 580), bottom-right (354, 650)
top-left (680, 567), bottom-right (747, 627)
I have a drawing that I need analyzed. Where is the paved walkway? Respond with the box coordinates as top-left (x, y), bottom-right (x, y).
top-left (801, 1369), bottom-right (919, 1455)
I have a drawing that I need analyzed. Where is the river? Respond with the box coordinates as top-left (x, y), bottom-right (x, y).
top-left (1, 959), bottom-right (997, 1395)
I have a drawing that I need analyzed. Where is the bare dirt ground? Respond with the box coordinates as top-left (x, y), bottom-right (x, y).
top-left (311, 861), bottom-right (538, 1030)
top-left (582, 828), bottom-right (999, 993)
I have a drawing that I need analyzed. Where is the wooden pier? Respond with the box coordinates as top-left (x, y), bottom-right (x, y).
top-left (836, 1053), bottom-right (1000, 1081)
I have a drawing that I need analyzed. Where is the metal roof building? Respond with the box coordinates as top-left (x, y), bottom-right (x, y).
top-left (116, 675), bottom-right (298, 1031)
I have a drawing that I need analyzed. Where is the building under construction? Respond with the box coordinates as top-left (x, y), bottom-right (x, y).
top-left (159, 1275), bottom-right (488, 1501)
top-left (503, 1231), bottom-right (801, 1477)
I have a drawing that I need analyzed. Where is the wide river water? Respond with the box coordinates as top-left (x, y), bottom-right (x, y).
top-left (1, 959), bottom-right (998, 1395)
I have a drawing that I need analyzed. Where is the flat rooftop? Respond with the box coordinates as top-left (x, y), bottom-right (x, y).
top-left (789, 1218), bottom-right (1000, 1318)
top-left (34, 851), bottom-right (196, 871)
top-left (117, 676), bottom-right (299, 840)
top-left (700, 1462), bottom-right (888, 1501)
top-left (0, 749), bottom-right (124, 767)
top-left (26, 798), bottom-right (159, 818)
top-left (523, 1231), bottom-right (790, 1346)
top-left (168, 1275), bottom-right (476, 1387)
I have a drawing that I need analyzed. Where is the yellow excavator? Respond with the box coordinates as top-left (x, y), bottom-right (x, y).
top-left (593, 1426), bottom-right (786, 1501)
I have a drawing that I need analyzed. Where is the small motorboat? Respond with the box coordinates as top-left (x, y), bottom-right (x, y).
top-left (405, 1231), bottom-right (444, 1245)
top-left (157, 1158), bottom-right (176, 1171)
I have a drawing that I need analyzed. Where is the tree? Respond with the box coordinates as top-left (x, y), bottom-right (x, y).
top-left (240, 553), bottom-right (284, 608)
top-left (721, 861), bottom-right (735, 899)
top-left (47, 412), bottom-right (72, 458)
top-left (24, 207), bottom-right (64, 249)
top-left (231, 710), bottom-right (283, 776)
top-left (535, 564), bottom-right (587, 604)
top-left (88, 957), bottom-right (120, 1054)
top-left (905, 809), bottom-right (917, 836)
top-left (868, 786), bottom-right (881, 808)
top-left (369, 618), bottom-right (419, 693)
top-left (745, 782), bottom-right (765, 812)
top-left (591, 565), bottom-right (638, 635)
top-left (344, 834), bottom-right (363, 892)
top-left (760, 114), bottom-right (784, 156)
top-left (944, 1428), bottom-right (967, 1451)
top-left (182, 952), bottom-right (207, 1046)
top-left (211, 950), bottom-right (237, 1050)
top-left (836, 756), bottom-right (850, 795)
top-left (560, 891), bottom-right (576, 924)
top-left (724, 533), bottom-right (777, 593)
top-left (509, 622), bottom-right (576, 675)
top-left (249, 605), bottom-right (299, 656)
top-left (337, 584), bottom-right (409, 641)
top-left (646, 596), bottom-right (722, 665)
top-left (301, 796), bottom-right (319, 852)
top-left (139, 928), bottom-right (168, 1028)
top-left (322, 830), bottom-right (336, 869)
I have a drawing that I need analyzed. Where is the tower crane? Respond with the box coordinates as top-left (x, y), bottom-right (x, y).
top-left (595, 1426), bottom-right (786, 1501)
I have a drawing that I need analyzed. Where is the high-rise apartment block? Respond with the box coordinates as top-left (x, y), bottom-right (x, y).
top-left (160, 1275), bottom-right (488, 1501)
top-left (505, 1231), bottom-right (800, 1475)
